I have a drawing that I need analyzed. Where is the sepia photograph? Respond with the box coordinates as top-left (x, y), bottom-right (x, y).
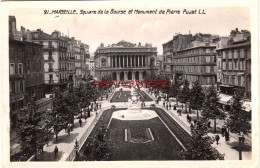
top-left (1, 1), bottom-right (259, 168)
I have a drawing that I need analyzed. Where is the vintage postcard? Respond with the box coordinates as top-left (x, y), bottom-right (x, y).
top-left (0, 0), bottom-right (259, 168)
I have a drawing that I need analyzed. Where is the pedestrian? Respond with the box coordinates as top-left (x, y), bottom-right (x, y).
top-left (215, 134), bottom-right (220, 145)
top-left (106, 94), bottom-right (108, 100)
top-left (84, 114), bottom-right (87, 121)
top-left (225, 130), bottom-right (229, 141)
top-left (99, 103), bottom-right (102, 109)
top-left (166, 104), bottom-right (168, 110)
top-left (169, 103), bottom-right (171, 109)
top-left (96, 111), bottom-right (98, 117)
top-left (207, 121), bottom-right (211, 128)
top-left (221, 126), bottom-right (225, 137)
top-left (79, 118), bottom-right (82, 127)
top-left (67, 126), bottom-right (71, 136)
top-left (187, 114), bottom-right (190, 121)
top-left (54, 146), bottom-right (58, 159)
top-left (163, 101), bottom-right (165, 107)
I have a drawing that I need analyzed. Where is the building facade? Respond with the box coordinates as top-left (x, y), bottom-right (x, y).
top-left (23, 42), bottom-right (45, 100)
top-left (9, 40), bottom-right (26, 115)
top-left (216, 29), bottom-right (251, 100)
top-left (30, 29), bottom-right (74, 93)
top-left (89, 57), bottom-right (95, 77)
top-left (94, 41), bottom-right (158, 81)
top-left (163, 33), bottom-right (218, 87)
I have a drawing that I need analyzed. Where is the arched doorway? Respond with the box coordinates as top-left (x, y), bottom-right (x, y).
top-left (143, 71), bottom-right (147, 79)
top-left (112, 72), bottom-right (117, 80)
top-left (135, 71), bottom-right (139, 80)
top-left (128, 71), bottom-right (132, 80)
top-left (120, 72), bottom-right (124, 80)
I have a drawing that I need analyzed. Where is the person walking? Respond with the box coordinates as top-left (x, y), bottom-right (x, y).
top-left (67, 126), bottom-right (71, 136)
top-left (54, 146), bottom-right (58, 159)
top-left (221, 126), bottom-right (225, 137)
top-left (187, 114), bottom-right (190, 121)
top-left (84, 113), bottom-right (87, 122)
top-left (79, 118), bottom-right (82, 127)
top-left (215, 134), bottom-right (220, 145)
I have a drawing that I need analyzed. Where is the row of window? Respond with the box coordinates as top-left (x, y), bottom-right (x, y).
top-left (174, 48), bottom-right (215, 57)
top-left (10, 80), bottom-right (24, 94)
top-left (222, 48), bottom-right (250, 59)
top-left (10, 63), bottom-right (23, 75)
top-left (222, 60), bottom-right (246, 71)
top-left (39, 41), bottom-right (67, 48)
top-left (185, 75), bottom-right (214, 85)
top-left (59, 62), bottom-right (75, 71)
top-left (174, 65), bottom-right (215, 74)
top-left (222, 74), bottom-right (245, 87)
top-left (174, 56), bottom-right (216, 64)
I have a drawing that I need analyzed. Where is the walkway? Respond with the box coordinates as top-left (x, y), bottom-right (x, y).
top-left (147, 90), bottom-right (252, 160)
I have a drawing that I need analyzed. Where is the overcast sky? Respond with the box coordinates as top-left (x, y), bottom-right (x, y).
top-left (10, 7), bottom-right (250, 55)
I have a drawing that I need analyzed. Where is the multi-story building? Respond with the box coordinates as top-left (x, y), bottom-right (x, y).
top-left (80, 43), bottom-right (90, 79)
top-left (89, 57), bottom-right (95, 77)
top-left (94, 40), bottom-right (158, 81)
top-left (67, 39), bottom-right (76, 87)
top-left (30, 29), bottom-right (73, 93)
top-left (9, 40), bottom-right (26, 118)
top-left (9, 16), bottom-right (46, 128)
top-left (163, 33), bottom-right (219, 87)
top-left (23, 41), bottom-right (45, 100)
top-left (216, 29), bottom-right (251, 101)
top-left (162, 40), bottom-right (173, 79)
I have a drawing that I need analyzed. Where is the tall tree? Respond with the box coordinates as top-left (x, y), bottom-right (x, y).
top-left (18, 95), bottom-right (53, 160)
top-left (190, 81), bottom-right (205, 117)
top-left (178, 79), bottom-right (190, 112)
top-left (180, 122), bottom-right (224, 160)
top-left (52, 87), bottom-right (69, 141)
top-left (228, 90), bottom-right (251, 160)
top-left (201, 86), bottom-right (226, 133)
top-left (172, 79), bottom-right (182, 107)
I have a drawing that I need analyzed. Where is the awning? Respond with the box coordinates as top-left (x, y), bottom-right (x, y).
top-left (242, 101), bottom-right (251, 112)
top-left (219, 93), bottom-right (233, 105)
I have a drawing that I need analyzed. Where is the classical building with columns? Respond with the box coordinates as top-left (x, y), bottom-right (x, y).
top-left (94, 40), bottom-right (158, 81)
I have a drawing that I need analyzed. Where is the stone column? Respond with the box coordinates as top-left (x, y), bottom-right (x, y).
top-left (141, 56), bottom-right (143, 67)
top-left (111, 56), bottom-right (113, 67)
top-left (115, 56), bottom-right (117, 67)
top-left (127, 56), bottom-right (129, 67)
top-left (123, 56), bottom-right (125, 67)
top-left (117, 72), bottom-right (120, 81)
top-left (140, 71), bottom-right (143, 80)
top-left (137, 56), bottom-right (139, 67)
top-left (132, 71), bottom-right (135, 80)
top-left (130, 56), bottom-right (132, 67)
top-left (134, 56), bottom-right (136, 67)
top-left (124, 72), bottom-right (127, 80)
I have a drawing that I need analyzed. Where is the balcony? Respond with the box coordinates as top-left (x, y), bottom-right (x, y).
top-left (9, 74), bottom-right (24, 79)
top-left (48, 68), bottom-right (54, 72)
top-left (43, 45), bottom-right (55, 50)
top-left (44, 57), bottom-right (55, 62)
